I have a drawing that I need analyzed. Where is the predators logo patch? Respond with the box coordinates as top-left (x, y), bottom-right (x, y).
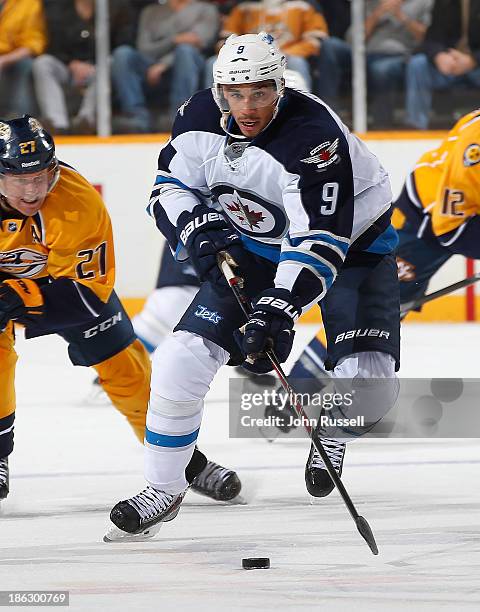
top-left (0, 248), bottom-right (48, 277)
top-left (396, 256), bottom-right (416, 281)
top-left (463, 143), bottom-right (480, 167)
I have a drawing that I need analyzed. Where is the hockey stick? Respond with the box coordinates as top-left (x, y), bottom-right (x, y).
top-left (218, 252), bottom-right (379, 556)
top-left (400, 272), bottom-right (480, 318)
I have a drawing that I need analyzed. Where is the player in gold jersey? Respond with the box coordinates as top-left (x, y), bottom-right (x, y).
top-left (0, 115), bottom-right (153, 501)
top-left (0, 116), bottom-right (241, 504)
top-left (395, 110), bottom-right (480, 306)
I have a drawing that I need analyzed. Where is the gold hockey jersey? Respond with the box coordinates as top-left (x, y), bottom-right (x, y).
top-left (0, 163), bottom-right (115, 329)
top-left (397, 110), bottom-right (480, 257)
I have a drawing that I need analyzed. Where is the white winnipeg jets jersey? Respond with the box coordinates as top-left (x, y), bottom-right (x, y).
top-left (148, 88), bottom-right (396, 309)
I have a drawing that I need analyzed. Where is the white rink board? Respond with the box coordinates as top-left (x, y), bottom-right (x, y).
top-left (55, 136), bottom-right (469, 299)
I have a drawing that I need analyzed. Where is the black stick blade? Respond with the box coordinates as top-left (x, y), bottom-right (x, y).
top-left (356, 515), bottom-right (378, 555)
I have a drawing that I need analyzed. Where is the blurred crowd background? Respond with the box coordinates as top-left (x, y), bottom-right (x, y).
top-left (0, 0), bottom-right (478, 135)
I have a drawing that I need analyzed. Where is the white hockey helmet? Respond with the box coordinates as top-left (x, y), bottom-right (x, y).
top-left (213, 32), bottom-right (286, 86)
top-left (212, 32), bottom-right (287, 137)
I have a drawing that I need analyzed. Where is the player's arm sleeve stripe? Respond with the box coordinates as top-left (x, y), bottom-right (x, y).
top-left (439, 222), bottom-right (468, 247)
top-left (147, 176), bottom-right (196, 217)
top-left (406, 173), bottom-right (423, 210)
top-left (416, 213), bottom-right (430, 239)
top-left (147, 174), bottom-right (203, 252)
top-left (154, 175), bottom-right (191, 189)
top-left (284, 240), bottom-right (344, 272)
top-left (287, 231), bottom-right (348, 274)
top-left (279, 249), bottom-right (336, 290)
top-left (364, 224), bottom-right (399, 254)
top-left (0, 423), bottom-right (14, 437)
top-left (289, 232), bottom-right (349, 259)
top-left (275, 262), bottom-right (327, 308)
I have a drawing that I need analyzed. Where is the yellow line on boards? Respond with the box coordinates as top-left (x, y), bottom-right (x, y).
top-left (54, 130), bottom-right (447, 146)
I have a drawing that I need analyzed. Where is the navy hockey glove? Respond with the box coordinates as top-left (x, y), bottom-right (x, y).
top-left (0, 279), bottom-right (44, 330)
top-left (236, 288), bottom-right (301, 374)
top-left (176, 204), bottom-right (248, 285)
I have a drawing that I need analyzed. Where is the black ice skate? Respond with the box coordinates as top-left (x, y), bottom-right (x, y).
top-left (104, 486), bottom-right (186, 542)
top-left (305, 439), bottom-right (346, 498)
top-left (0, 457), bottom-right (8, 500)
top-left (104, 447), bottom-right (208, 542)
top-left (191, 460), bottom-right (242, 502)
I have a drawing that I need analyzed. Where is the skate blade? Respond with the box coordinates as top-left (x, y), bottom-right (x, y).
top-left (103, 522), bottom-right (162, 543)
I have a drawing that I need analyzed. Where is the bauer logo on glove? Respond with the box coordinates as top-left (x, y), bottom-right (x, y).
top-left (256, 295), bottom-right (300, 322)
top-left (179, 211), bottom-right (224, 246)
top-left (234, 288), bottom-right (301, 374)
top-left (176, 204), bottom-right (250, 285)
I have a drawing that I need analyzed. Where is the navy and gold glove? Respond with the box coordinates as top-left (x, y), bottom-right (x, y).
top-left (236, 288), bottom-right (301, 374)
top-left (0, 279), bottom-right (44, 330)
top-left (176, 204), bottom-right (249, 285)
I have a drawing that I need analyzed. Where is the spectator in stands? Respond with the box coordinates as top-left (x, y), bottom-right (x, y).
top-left (111, 0), bottom-right (219, 133)
top-left (405, 0), bottom-right (480, 129)
top-left (0, 0), bottom-right (46, 118)
top-left (317, 0), bottom-right (432, 127)
top-left (320, 0), bottom-right (351, 39)
top-left (33, 0), bottom-right (134, 135)
top-left (204, 0), bottom-right (328, 93)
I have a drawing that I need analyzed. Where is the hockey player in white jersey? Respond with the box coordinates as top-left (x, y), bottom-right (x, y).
top-left (106, 33), bottom-right (400, 540)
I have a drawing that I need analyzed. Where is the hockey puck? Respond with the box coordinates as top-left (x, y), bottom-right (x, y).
top-left (242, 557), bottom-right (270, 570)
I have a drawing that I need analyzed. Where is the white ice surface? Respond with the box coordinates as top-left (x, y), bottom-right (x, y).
top-left (1, 324), bottom-right (480, 611)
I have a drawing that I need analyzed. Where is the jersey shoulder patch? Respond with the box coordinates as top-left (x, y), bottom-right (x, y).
top-left (263, 91), bottom-right (349, 178)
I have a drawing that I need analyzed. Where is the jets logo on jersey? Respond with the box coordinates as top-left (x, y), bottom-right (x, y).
top-left (226, 194), bottom-right (265, 230)
top-left (213, 187), bottom-right (288, 240)
top-left (0, 248), bottom-right (48, 277)
top-left (194, 305), bottom-right (223, 324)
top-left (463, 143), bottom-right (480, 167)
top-left (301, 139), bottom-right (340, 171)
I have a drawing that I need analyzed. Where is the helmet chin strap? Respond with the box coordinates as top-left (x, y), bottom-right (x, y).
top-left (48, 163), bottom-right (60, 193)
top-left (221, 112), bottom-right (247, 140)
